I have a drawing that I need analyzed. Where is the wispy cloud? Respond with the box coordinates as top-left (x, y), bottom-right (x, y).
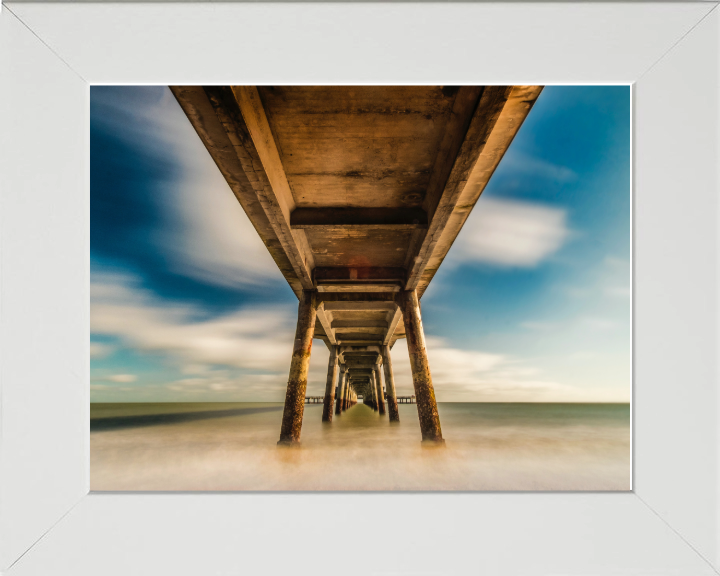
top-left (520, 321), bottom-right (557, 331)
top-left (605, 286), bottom-right (631, 298)
top-left (90, 272), bottom-right (333, 400)
top-left (604, 256), bottom-right (629, 268)
top-left (108, 374), bottom-right (137, 383)
top-left (90, 342), bottom-right (114, 358)
top-left (451, 198), bottom-right (570, 268)
top-left (93, 86), bottom-right (281, 288)
top-left (91, 273), bottom-right (627, 402)
top-left (602, 257), bottom-right (631, 299)
top-left (91, 272), bottom-right (297, 372)
top-left (387, 338), bottom-right (624, 402)
top-left (581, 317), bottom-right (617, 331)
top-left (502, 152), bottom-right (578, 184)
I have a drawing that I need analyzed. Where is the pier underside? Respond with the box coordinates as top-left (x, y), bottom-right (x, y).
top-left (171, 85), bottom-right (542, 444)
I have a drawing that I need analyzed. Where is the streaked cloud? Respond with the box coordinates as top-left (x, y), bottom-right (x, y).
top-left (605, 286), bottom-right (631, 298)
top-left (90, 342), bottom-right (114, 358)
top-left (451, 198), bottom-right (570, 268)
top-left (93, 86), bottom-right (281, 288)
top-left (581, 317), bottom-right (617, 331)
top-left (604, 256), bottom-right (629, 268)
top-left (502, 152), bottom-right (577, 184)
top-left (91, 272), bottom-right (297, 372)
top-left (521, 321), bottom-right (557, 331)
top-left (90, 273), bottom-right (627, 402)
top-left (387, 338), bottom-right (626, 403)
top-left (109, 374), bottom-right (137, 383)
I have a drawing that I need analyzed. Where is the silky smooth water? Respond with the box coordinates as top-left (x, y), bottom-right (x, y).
top-left (90, 402), bottom-right (630, 491)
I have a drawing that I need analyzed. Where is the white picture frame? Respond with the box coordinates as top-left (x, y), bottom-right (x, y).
top-left (1, 2), bottom-right (718, 574)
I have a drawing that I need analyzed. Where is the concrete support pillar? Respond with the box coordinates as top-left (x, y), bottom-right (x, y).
top-left (382, 344), bottom-right (400, 422)
top-left (374, 365), bottom-right (386, 415)
top-left (322, 346), bottom-right (339, 422)
top-left (335, 367), bottom-right (347, 415)
top-left (278, 290), bottom-right (318, 445)
top-left (398, 289), bottom-right (444, 445)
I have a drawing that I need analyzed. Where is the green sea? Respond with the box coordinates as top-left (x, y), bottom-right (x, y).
top-left (90, 402), bottom-right (630, 491)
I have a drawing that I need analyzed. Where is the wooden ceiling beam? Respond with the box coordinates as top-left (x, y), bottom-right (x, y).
top-left (291, 207), bottom-right (427, 229)
top-left (319, 291), bottom-right (396, 312)
top-left (344, 356), bottom-right (381, 368)
top-left (315, 303), bottom-right (336, 346)
top-left (318, 292), bottom-right (395, 303)
top-left (315, 267), bottom-right (406, 282)
top-left (343, 356), bottom-right (381, 363)
top-left (405, 85), bottom-right (543, 293)
top-left (315, 267), bottom-right (405, 293)
top-left (335, 331), bottom-right (384, 340)
top-left (219, 86), bottom-right (314, 290)
top-left (334, 326), bottom-right (385, 335)
top-left (317, 284), bottom-right (401, 293)
top-left (422, 86), bottom-right (486, 223)
top-left (340, 345), bottom-right (382, 354)
top-left (169, 86), bottom-right (305, 295)
top-left (323, 302), bottom-right (396, 312)
top-left (332, 319), bottom-right (388, 329)
top-left (405, 86), bottom-right (509, 289)
top-left (383, 306), bottom-right (403, 346)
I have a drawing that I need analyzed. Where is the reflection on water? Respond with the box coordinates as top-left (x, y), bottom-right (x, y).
top-left (90, 402), bottom-right (630, 491)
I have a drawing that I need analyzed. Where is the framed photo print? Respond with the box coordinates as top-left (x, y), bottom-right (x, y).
top-left (1, 2), bottom-right (718, 574)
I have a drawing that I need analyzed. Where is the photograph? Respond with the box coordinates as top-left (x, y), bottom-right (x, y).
top-left (90, 84), bottom-right (631, 491)
top-left (5, 2), bottom-right (719, 573)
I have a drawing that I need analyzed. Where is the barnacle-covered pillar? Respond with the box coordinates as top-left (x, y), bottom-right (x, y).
top-left (382, 344), bottom-right (400, 422)
top-left (342, 375), bottom-right (351, 412)
top-left (335, 366), bottom-right (347, 415)
top-left (370, 372), bottom-right (379, 412)
top-left (278, 290), bottom-right (318, 445)
top-left (398, 289), bottom-right (444, 445)
top-left (322, 345), bottom-right (339, 422)
top-left (374, 363), bottom-right (386, 416)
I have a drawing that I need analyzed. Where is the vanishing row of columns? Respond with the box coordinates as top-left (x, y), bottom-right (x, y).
top-left (319, 345), bottom-right (397, 421)
top-left (325, 361), bottom-right (357, 418)
top-left (278, 289), bottom-right (444, 446)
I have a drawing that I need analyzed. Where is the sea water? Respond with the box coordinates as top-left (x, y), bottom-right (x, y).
top-left (90, 402), bottom-right (630, 491)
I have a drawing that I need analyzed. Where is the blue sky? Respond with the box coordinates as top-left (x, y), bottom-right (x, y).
top-left (90, 86), bottom-right (630, 403)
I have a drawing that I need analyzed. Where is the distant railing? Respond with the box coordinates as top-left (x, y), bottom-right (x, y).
top-left (306, 395), bottom-right (413, 404)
